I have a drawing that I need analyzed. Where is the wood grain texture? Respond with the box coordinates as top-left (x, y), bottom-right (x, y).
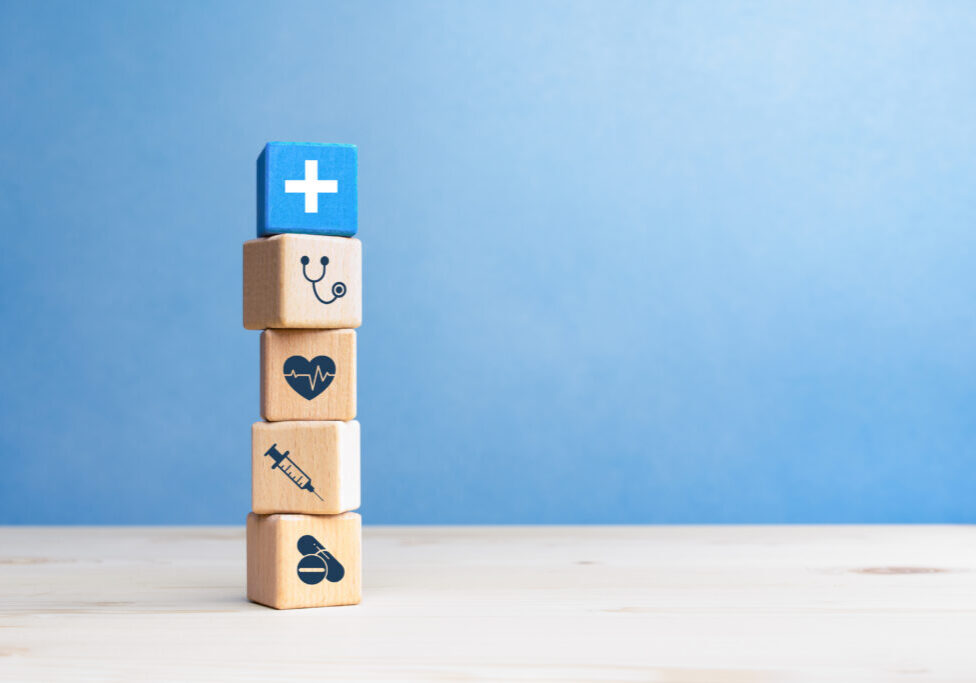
top-left (260, 329), bottom-right (356, 421)
top-left (247, 512), bottom-right (362, 609)
top-left (243, 234), bottom-right (362, 330)
top-left (2, 526), bottom-right (976, 680)
top-left (251, 421), bottom-right (360, 515)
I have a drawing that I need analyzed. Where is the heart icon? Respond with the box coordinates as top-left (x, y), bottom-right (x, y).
top-left (283, 355), bottom-right (336, 400)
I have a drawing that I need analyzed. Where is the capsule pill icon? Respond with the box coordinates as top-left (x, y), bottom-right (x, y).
top-left (296, 534), bottom-right (345, 585)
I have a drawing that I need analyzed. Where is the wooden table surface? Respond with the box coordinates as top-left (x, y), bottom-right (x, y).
top-left (1, 525), bottom-right (974, 681)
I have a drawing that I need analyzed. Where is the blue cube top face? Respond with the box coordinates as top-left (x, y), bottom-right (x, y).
top-left (257, 142), bottom-right (358, 237)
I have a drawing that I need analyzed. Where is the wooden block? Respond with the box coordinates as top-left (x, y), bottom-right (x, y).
top-left (247, 512), bottom-right (361, 609)
top-left (243, 234), bottom-right (362, 330)
top-left (252, 421), bottom-right (360, 515)
top-left (260, 329), bottom-right (356, 421)
top-left (257, 142), bottom-right (357, 237)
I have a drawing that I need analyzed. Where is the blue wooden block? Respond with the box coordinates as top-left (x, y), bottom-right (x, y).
top-left (257, 142), bottom-right (358, 237)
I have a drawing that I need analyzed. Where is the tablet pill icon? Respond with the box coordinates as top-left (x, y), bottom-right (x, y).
top-left (297, 554), bottom-right (328, 585)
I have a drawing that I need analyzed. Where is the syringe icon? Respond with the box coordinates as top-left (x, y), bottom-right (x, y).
top-left (263, 444), bottom-right (324, 501)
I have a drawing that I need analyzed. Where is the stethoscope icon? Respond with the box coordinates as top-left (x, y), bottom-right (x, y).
top-left (300, 255), bottom-right (347, 305)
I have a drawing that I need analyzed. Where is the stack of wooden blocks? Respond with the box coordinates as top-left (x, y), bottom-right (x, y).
top-left (242, 142), bottom-right (363, 609)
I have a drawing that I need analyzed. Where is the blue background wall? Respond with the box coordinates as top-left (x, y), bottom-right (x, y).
top-left (1, 1), bottom-right (974, 524)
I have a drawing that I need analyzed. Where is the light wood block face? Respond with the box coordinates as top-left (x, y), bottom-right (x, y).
top-left (243, 234), bottom-right (362, 330)
top-left (251, 421), bottom-right (360, 515)
top-left (260, 329), bottom-right (356, 421)
top-left (247, 512), bottom-right (361, 609)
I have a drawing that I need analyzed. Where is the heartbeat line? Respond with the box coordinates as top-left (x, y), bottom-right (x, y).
top-left (284, 367), bottom-right (336, 391)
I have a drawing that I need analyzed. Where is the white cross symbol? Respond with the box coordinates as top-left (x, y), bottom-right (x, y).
top-left (284, 160), bottom-right (338, 213)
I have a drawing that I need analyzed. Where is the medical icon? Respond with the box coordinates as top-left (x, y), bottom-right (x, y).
top-left (285, 160), bottom-right (338, 213)
top-left (263, 444), bottom-right (324, 501)
top-left (300, 255), bottom-right (347, 305)
top-left (296, 534), bottom-right (345, 585)
top-left (283, 355), bottom-right (336, 400)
